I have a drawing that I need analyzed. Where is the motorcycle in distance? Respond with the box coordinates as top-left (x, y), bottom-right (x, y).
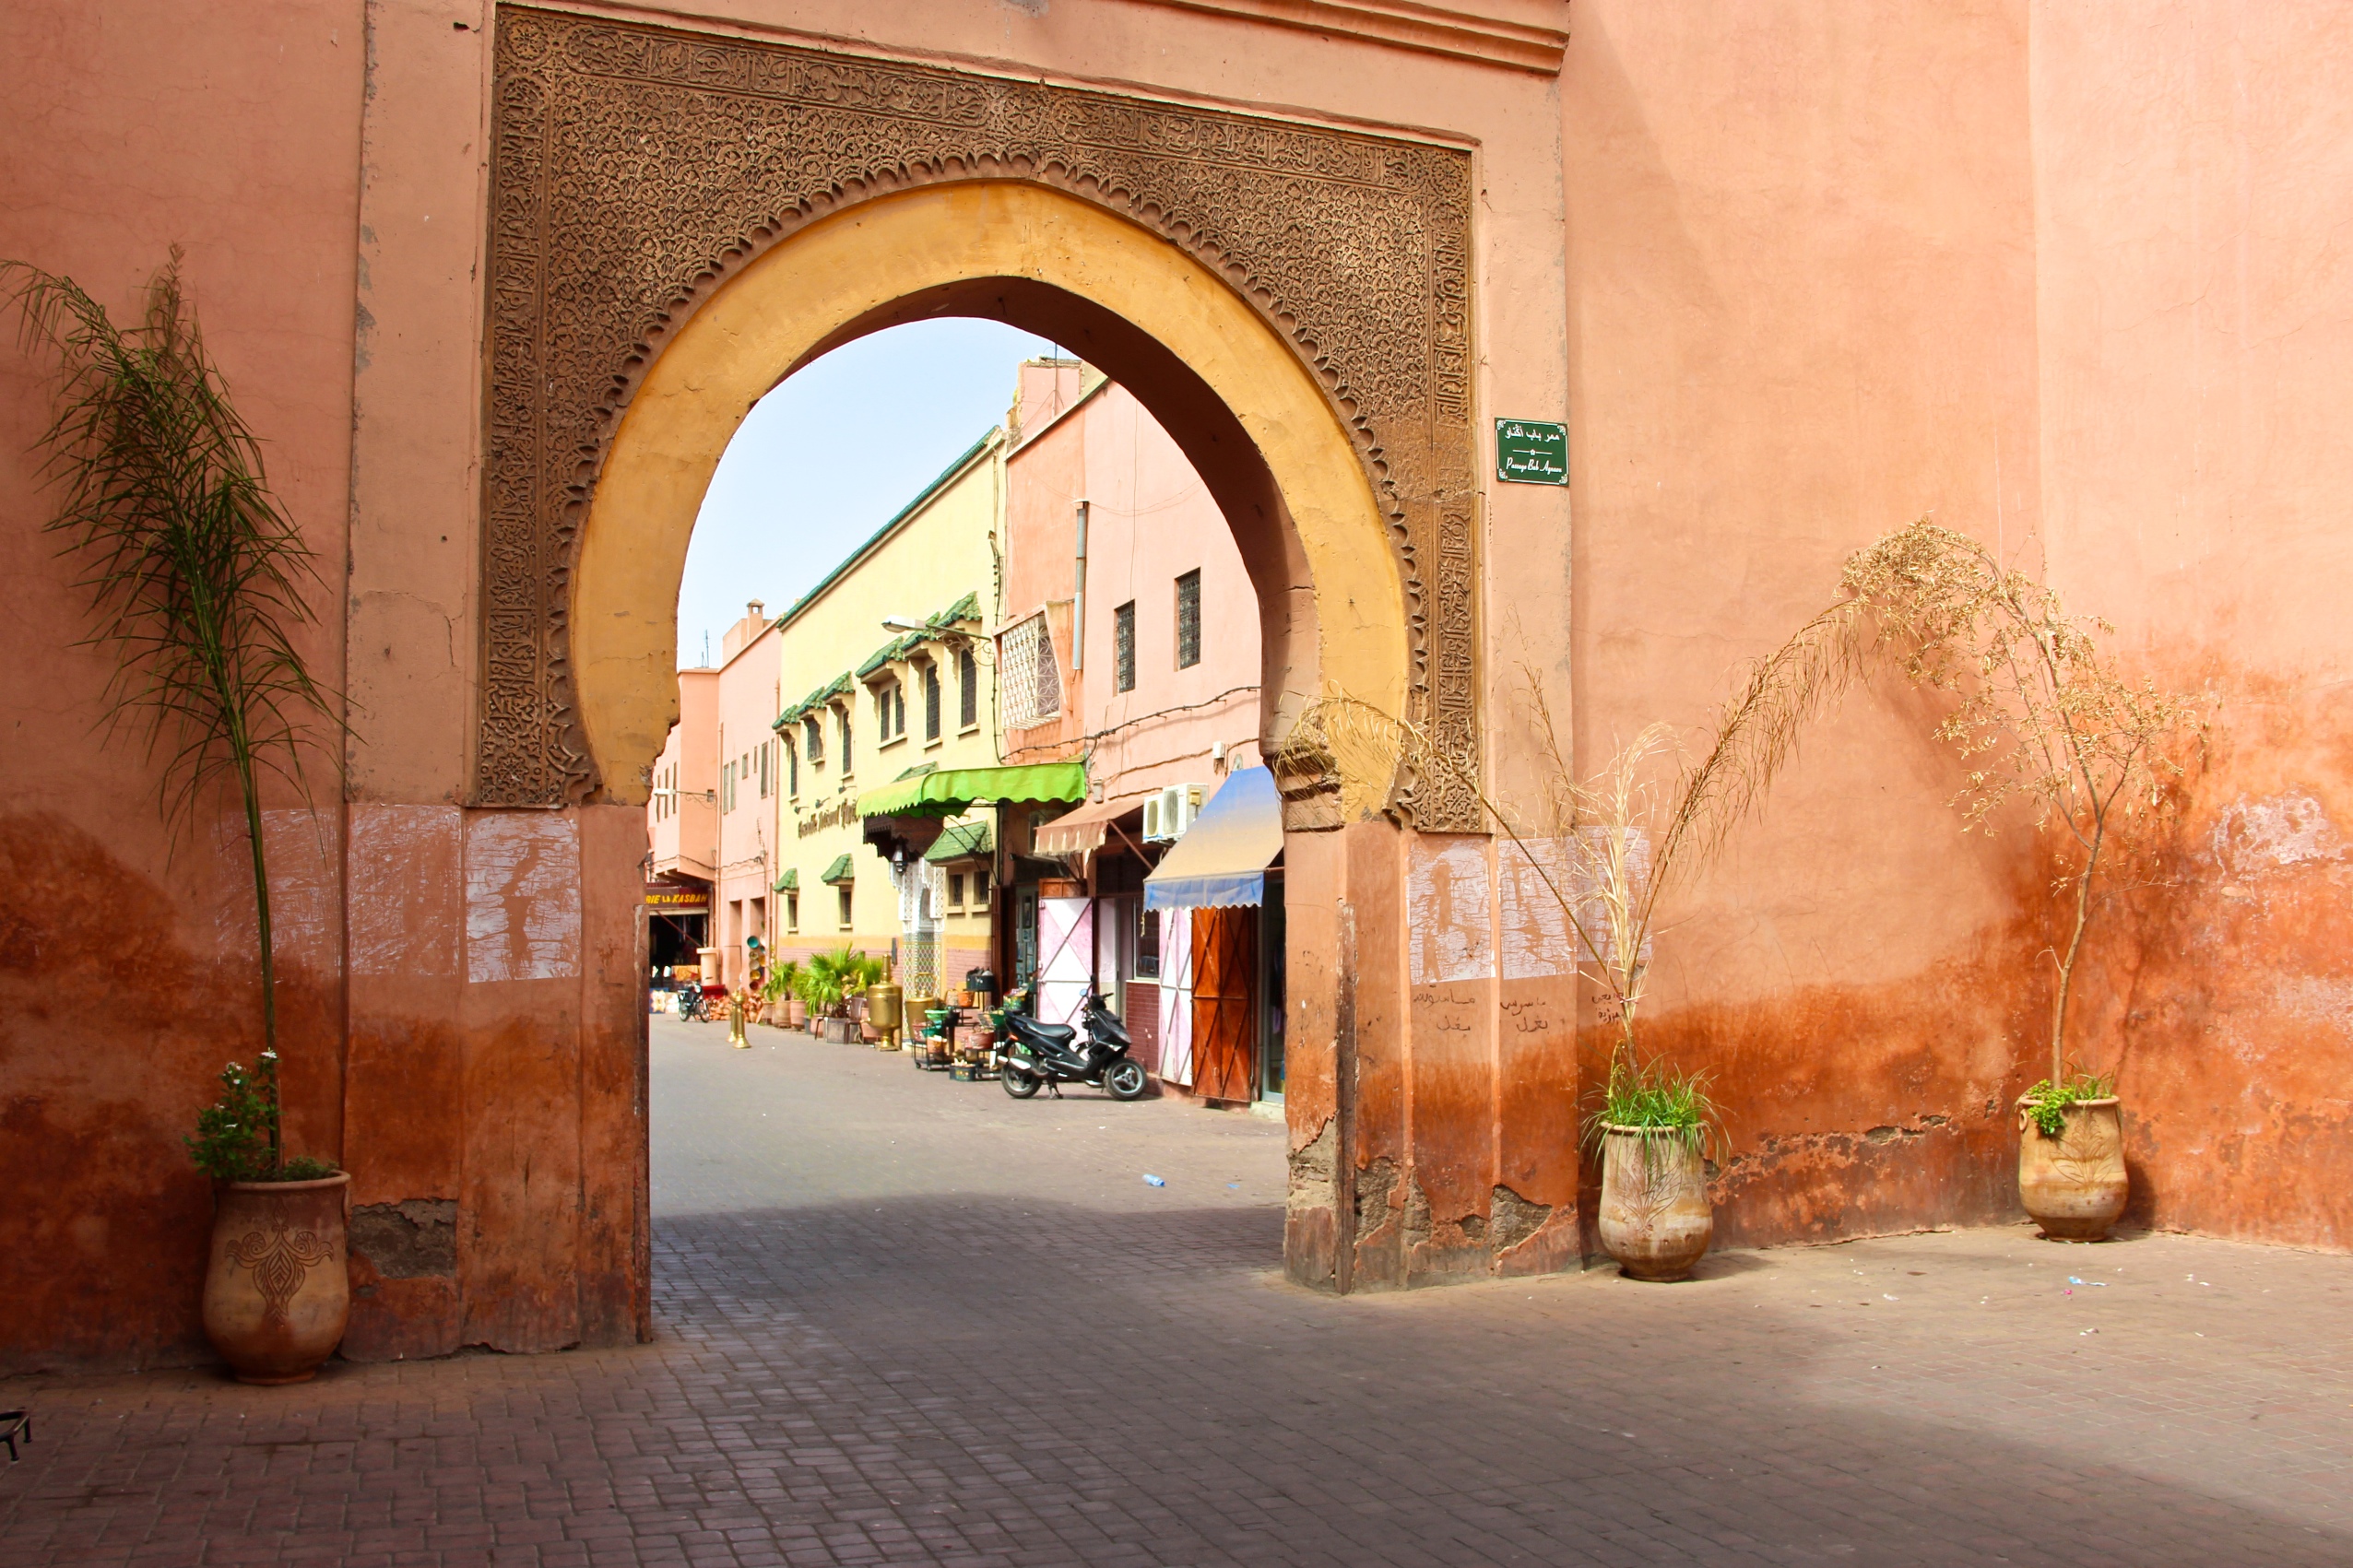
top-left (997, 984), bottom-right (1149, 1101)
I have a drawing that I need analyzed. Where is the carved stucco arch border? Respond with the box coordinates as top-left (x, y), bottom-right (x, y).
top-left (479, 3), bottom-right (1481, 828)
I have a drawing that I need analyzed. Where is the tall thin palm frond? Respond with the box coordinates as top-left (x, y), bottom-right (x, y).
top-left (4, 252), bottom-right (342, 1174)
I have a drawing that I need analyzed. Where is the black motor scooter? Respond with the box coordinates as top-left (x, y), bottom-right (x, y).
top-left (999, 986), bottom-right (1149, 1101)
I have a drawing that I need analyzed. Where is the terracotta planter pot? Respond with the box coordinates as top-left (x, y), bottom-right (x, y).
top-left (1597, 1127), bottom-right (1712, 1281)
top-left (786, 1000), bottom-right (808, 1028)
top-left (202, 1173), bottom-right (350, 1385)
top-left (2016, 1095), bottom-right (2127, 1241)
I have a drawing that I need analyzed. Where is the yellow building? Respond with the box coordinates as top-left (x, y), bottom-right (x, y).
top-left (769, 431), bottom-right (1008, 992)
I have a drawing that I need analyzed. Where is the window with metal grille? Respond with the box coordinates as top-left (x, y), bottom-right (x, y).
top-left (947, 872), bottom-right (965, 910)
top-left (786, 892), bottom-right (798, 933)
top-left (837, 704), bottom-right (853, 774)
top-left (804, 714), bottom-right (823, 765)
top-left (786, 737), bottom-right (798, 796)
top-left (958, 646), bottom-right (978, 729)
top-left (995, 612), bottom-right (1061, 728)
top-left (1114, 601), bottom-right (1136, 692)
top-left (924, 662), bottom-right (941, 741)
top-left (1176, 570), bottom-right (1201, 668)
top-left (837, 886), bottom-right (854, 930)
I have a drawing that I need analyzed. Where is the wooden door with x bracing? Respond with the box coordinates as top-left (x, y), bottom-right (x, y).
top-left (1188, 906), bottom-right (1257, 1102)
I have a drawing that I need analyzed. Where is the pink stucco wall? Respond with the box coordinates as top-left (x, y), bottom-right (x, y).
top-left (649, 668), bottom-right (718, 885)
top-left (714, 608), bottom-right (781, 991)
top-left (1555, 0), bottom-right (2353, 1249)
top-left (0, 0), bottom-right (368, 1370)
top-left (1003, 371), bottom-right (1259, 803)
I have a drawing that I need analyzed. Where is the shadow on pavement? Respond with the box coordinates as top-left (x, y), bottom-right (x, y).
top-left (646, 1195), bottom-right (2352, 1568)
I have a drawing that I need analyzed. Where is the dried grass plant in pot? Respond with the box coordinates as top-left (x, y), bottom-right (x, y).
top-left (1280, 595), bottom-right (1864, 1278)
top-left (6, 254), bottom-right (350, 1379)
top-left (1844, 522), bottom-right (2203, 1242)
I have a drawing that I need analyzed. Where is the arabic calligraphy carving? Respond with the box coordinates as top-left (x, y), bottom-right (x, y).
top-left (482, 5), bottom-right (1481, 827)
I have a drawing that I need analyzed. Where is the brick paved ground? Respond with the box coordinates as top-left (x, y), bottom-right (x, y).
top-left (5, 1014), bottom-right (2350, 1565)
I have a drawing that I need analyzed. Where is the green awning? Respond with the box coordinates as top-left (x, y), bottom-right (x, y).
top-left (773, 868), bottom-right (798, 892)
top-left (821, 854), bottom-right (857, 886)
top-left (856, 761), bottom-right (1087, 819)
top-left (924, 819), bottom-right (994, 865)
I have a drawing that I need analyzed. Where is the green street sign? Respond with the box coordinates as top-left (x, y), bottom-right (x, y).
top-left (1495, 419), bottom-right (1568, 486)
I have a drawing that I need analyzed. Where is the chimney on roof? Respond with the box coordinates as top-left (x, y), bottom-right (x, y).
top-left (748, 599), bottom-right (764, 619)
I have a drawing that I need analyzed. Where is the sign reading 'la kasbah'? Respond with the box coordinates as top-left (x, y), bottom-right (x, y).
top-left (1495, 419), bottom-right (1568, 486)
top-left (645, 884), bottom-right (707, 912)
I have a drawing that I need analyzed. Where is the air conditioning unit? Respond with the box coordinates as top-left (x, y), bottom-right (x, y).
top-left (1143, 783), bottom-right (1205, 843)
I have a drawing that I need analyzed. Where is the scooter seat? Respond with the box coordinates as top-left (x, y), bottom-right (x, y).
top-left (1016, 1019), bottom-right (1078, 1046)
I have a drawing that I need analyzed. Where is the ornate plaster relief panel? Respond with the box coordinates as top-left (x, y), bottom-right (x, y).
top-left (480, 3), bottom-right (1481, 828)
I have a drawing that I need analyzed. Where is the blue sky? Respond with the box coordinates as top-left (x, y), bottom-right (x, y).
top-left (677, 319), bottom-right (1058, 667)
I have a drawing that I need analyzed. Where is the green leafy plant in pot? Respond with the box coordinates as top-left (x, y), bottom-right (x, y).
top-left (5, 254), bottom-right (351, 1380)
top-left (765, 958), bottom-right (805, 1027)
top-left (1279, 596), bottom-right (1862, 1280)
top-left (1844, 522), bottom-right (2203, 1241)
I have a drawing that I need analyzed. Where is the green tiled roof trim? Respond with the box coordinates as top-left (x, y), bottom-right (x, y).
top-left (857, 631), bottom-right (924, 680)
top-left (775, 670), bottom-right (853, 729)
top-left (924, 819), bottom-right (994, 864)
top-left (773, 868), bottom-right (798, 892)
top-left (778, 592), bottom-right (986, 730)
top-left (774, 432), bottom-right (995, 632)
top-left (928, 590), bottom-right (981, 629)
top-left (821, 854), bottom-right (857, 885)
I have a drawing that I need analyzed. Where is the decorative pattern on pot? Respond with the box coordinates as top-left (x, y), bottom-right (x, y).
top-left (1597, 1127), bottom-right (1713, 1281)
top-left (202, 1173), bottom-right (351, 1385)
top-left (2016, 1097), bottom-right (2127, 1242)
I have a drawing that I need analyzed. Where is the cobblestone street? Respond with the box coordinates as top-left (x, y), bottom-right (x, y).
top-left (6, 1016), bottom-right (2350, 1566)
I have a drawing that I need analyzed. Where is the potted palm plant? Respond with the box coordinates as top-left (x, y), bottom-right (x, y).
top-left (5, 254), bottom-right (349, 1379)
top-left (766, 959), bottom-right (804, 1028)
top-left (1844, 522), bottom-right (2201, 1241)
top-left (803, 947), bottom-right (873, 1042)
top-left (1283, 595), bottom-right (1862, 1279)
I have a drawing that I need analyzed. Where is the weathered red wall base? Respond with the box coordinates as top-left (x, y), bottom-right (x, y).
top-left (0, 812), bottom-right (346, 1370)
top-left (0, 804), bottom-right (650, 1374)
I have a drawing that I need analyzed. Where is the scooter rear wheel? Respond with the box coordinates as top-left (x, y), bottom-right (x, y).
top-left (1001, 1063), bottom-right (1042, 1099)
top-left (1104, 1059), bottom-right (1147, 1101)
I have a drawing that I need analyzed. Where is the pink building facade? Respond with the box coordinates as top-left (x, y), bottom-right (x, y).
top-left (999, 362), bottom-right (1271, 1102)
top-left (646, 666), bottom-right (717, 979)
top-left (712, 605), bottom-right (783, 994)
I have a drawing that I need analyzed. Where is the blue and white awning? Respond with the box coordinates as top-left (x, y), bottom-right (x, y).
top-left (1143, 766), bottom-right (1283, 910)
